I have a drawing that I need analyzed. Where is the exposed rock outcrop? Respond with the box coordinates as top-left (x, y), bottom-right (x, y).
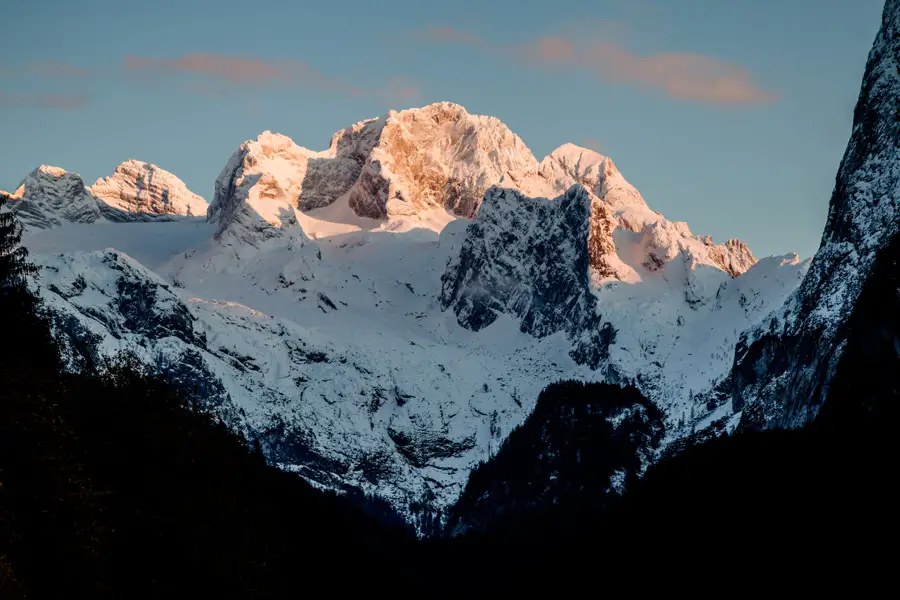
top-left (90, 160), bottom-right (208, 220)
top-left (4, 165), bottom-right (102, 229)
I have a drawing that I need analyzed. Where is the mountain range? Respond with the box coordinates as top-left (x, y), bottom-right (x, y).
top-left (3, 0), bottom-right (897, 528)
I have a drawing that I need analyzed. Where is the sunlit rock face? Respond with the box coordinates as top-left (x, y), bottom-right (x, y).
top-left (90, 160), bottom-right (208, 220)
top-left (347, 102), bottom-right (538, 219)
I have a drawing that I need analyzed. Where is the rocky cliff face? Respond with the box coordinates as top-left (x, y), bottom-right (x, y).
top-left (208, 102), bottom-right (538, 241)
top-left (89, 160), bottom-right (208, 221)
top-left (208, 131), bottom-right (323, 244)
top-left (501, 143), bottom-right (757, 284)
top-left (4, 166), bottom-right (103, 229)
top-left (207, 105), bottom-right (757, 293)
top-left (440, 185), bottom-right (614, 368)
top-left (299, 118), bottom-right (384, 211)
top-left (439, 177), bottom-right (803, 427)
top-left (732, 0), bottom-right (900, 429)
top-left (347, 102), bottom-right (537, 219)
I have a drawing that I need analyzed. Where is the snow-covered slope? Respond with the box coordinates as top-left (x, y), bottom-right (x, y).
top-left (3, 166), bottom-right (103, 229)
top-left (731, 0), bottom-right (900, 430)
top-left (19, 101), bottom-right (807, 527)
top-left (33, 241), bottom-right (593, 527)
top-left (89, 160), bottom-right (208, 221)
top-left (28, 197), bottom-right (801, 527)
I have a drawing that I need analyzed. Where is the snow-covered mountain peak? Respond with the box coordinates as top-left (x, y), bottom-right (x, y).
top-left (501, 143), bottom-right (647, 215)
top-left (4, 165), bottom-right (103, 229)
top-left (207, 102), bottom-right (539, 247)
top-left (207, 124), bottom-right (383, 247)
top-left (540, 144), bottom-right (637, 204)
top-left (31, 164), bottom-right (69, 178)
top-left (208, 131), bottom-right (317, 242)
top-left (202, 103), bottom-right (759, 291)
top-left (347, 101), bottom-right (538, 220)
top-left (496, 141), bottom-right (757, 284)
top-left (89, 160), bottom-right (208, 221)
top-left (11, 165), bottom-right (84, 197)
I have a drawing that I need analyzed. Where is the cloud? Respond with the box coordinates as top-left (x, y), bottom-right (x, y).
top-left (0, 90), bottom-right (87, 110)
top-left (413, 25), bottom-right (482, 45)
top-left (125, 53), bottom-right (421, 102)
top-left (374, 75), bottom-right (422, 103)
top-left (411, 26), bottom-right (776, 106)
top-left (581, 42), bottom-right (778, 105)
top-left (126, 54), bottom-right (304, 86)
top-left (179, 82), bottom-right (231, 98)
top-left (28, 60), bottom-right (92, 78)
top-left (517, 36), bottom-right (576, 67)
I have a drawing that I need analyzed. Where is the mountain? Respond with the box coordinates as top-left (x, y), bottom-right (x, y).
top-left (501, 142), bottom-right (758, 283)
top-left (16, 102), bottom-right (805, 528)
top-left (209, 130), bottom-right (342, 244)
top-left (208, 102), bottom-right (536, 241)
top-left (3, 165), bottom-right (103, 229)
top-left (731, 0), bottom-right (900, 430)
top-left (346, 102), bottom-right (537, 219)
top-left (90, 160), bottom-right (209, 221)
top-left (3, 4), bottom-right (898, 578)
top-left (1, 161), bottom-right (207, 231)
top-left (443, 158), bottom-right (805, 425)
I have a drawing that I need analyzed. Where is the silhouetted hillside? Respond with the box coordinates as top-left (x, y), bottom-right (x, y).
top-left (447, 380), bottom-right (663, 539)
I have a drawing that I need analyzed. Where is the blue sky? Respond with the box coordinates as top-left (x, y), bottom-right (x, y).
top-left (0, 0), bottom-right (885, 258)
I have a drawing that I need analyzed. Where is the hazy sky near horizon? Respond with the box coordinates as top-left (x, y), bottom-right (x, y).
top-left (0, 0), bottom-right (886, 258)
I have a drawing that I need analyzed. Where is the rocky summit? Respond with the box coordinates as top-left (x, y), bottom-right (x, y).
top-left (90, 160), bottom-right (209, 221)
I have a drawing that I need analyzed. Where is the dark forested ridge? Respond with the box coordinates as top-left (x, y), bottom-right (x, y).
top-left (447, 380), bottom-right (664, 538)
top-left (1, 193), bottom-right (896, 596)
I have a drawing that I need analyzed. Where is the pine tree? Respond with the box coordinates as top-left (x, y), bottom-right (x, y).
top-left (0, 193), bottom-right (36, 292)
top-left (0, 193), bottom-right (57, 367)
